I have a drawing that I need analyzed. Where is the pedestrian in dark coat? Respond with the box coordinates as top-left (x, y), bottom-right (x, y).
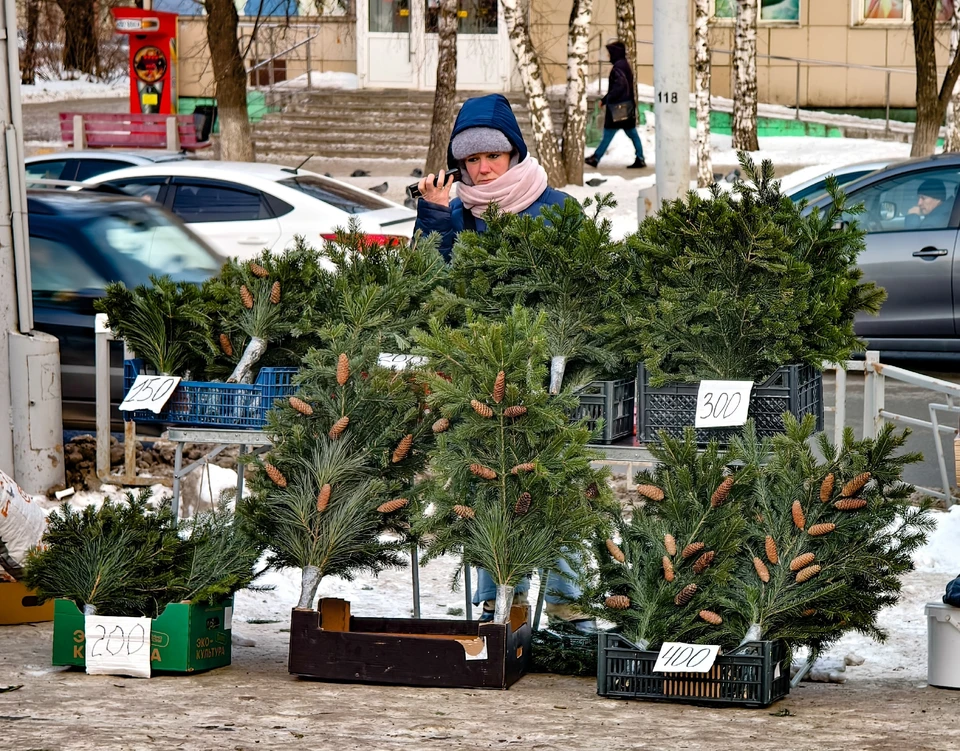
top-left (585, 41), bottom-right (646, 169)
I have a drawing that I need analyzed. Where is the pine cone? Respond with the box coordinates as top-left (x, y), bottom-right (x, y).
top-left (289, 396), bottom-right (313, 416)
top-left (841, 472), bottom-right (871, 498)
top-left (377, 497), bottom-right (409, 514)
top-left (605, 539), bottom-right (625, 563)
top-left (808, 522), bottom-right (836, 537)
top-left (432, 417), bottom-right (450, 433)
top-left (681, 541), bottom-right (705, 559)
top-left (514, 492), bottom-right (532, 515)
top-left (699, 610), bottom-right (722, 625)
top-left (248, 261), bottom-right (269, 278)
top-left (336, 353), bottom-right (350, 386)
top-left (316, 484), bottom-right (331, 512)
top-left (605, 595), bottom-right (630, 610)
top-left (391, 434), bottom-right (413, 463)
top-left (792, 500), bottom-right (806, 530)
top-left (834, 497), bottom-right (868, 511)
top-left (510, 462), bottom-right (535, 475)
top-left (711, 477), bottom-right (734, 508)
top-left (753, 557), bottom-right (770, 583)
top-left (664, 534), bottom-right (677, 556)
top-left (470, 399), bottom-right (493, 418)
top-left (692, 550), bottom-right (715, 574)
top-left (802, 609), bottom-right (817, 617)
top-left (218, 333), bottom-right (234, 357)
top-left (662, 556), bottom-right (675, 582)
top-left (796, 564), bottom-right (822, 583)
top-left (328, 415), bottom-right (350, 439)
top-left (493, 370), bottom-right (506, 403)
top-left (240, 285), bottom-right (254, 309)
top-left (264, 462), bottom-right (287, 488)
top-left (789, 552), bottom-right (816, 572)
top-left (585, 482), bottom-right (599, 499)
top-left (503, 405), bottom-right (527, 418)
top-left (453, 504), bottom-right (476, 520)
top-left (819, 473), bottom-right (835, 503)
top-left (270, 281), bottom-right (281, 305)
top-left (469, 463), bottom-right (497, 480)
top-left (636, 484), bottom-right (665, 502)
top-left (674, 583), bottom-right (697, 606)
top-left (765, 535), bottom-right (779, 565)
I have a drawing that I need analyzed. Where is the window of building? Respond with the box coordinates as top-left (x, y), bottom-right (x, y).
top-left (855, 0), bottom-right (954, 24)
top-left (426, 0), bottom-right (498, 34)
top-left (713, 0), bottom-right (800, 23)
top-left (369, 0), bottom-right (410, 32)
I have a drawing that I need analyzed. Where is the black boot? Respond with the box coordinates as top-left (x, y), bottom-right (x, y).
top-left (628, 157), bottom-right (646, 169)
top-left (585, 155), bottom-right (599, 167)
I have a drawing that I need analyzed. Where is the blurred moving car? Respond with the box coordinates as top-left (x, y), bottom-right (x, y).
top-left (25, 150), bottom-right (190, 187)
top-left (780, 159), bottom-right (896, 204)
top-left (80, 162), bottom-right (417, 259)
top-left (27, 190), bottom-right (224, 430)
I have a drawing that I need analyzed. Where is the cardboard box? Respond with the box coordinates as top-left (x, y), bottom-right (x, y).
top-left (52, 597), bottom-right (233, 674)
top-left (288, 598), bottom-right (531, 690)
top-left (0, 581), bottom-right (54, 624)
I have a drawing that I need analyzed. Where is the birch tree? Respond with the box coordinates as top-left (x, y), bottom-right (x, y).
top-left (732, 0), bottom-right (759, 152)
top-left (560, 0), bottom-right (595, 186)
top-left (694, 0), bottom-right (712, 187)
top-left (913, 0), bottom-right (960, 156)
top-left (614, 0), bottom-right (638, 90)
top-left (945, 0), bottom-right (960, 152)
top-left (426, 0), bottom-right (459, 174)
top-left (205, 0), bottom-right (256, 162)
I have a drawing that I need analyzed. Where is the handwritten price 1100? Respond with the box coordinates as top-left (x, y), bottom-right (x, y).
top-left (694, 380), bottom-right (753, 428)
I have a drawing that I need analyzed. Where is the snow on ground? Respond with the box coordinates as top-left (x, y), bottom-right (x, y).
top-left (273, 71), bottom-right (359, 90)
top-left (20, 75), bottom-right (129, 104)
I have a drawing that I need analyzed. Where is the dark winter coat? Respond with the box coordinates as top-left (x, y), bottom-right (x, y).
top-left (601, 41), bottom-right (637, 131)
top-left (414, 93), bottom-right (572, 262)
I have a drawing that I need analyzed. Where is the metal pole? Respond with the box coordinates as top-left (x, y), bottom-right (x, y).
top-left (236, 444), bottom-right (246, 501)
top-left (305, 37), bottom-right (312, 90)
top-left (533, 569), bottom-right (547, 629)
top-left (171, 440), bottom-right (184, 525)
top-left (795, 60), bottom-right (801, 120)
top-left (833, 365), bottom-right (846, 449)
top-left (464, 562), bottom-right (473, 620)
top-left (885, 71), bottom-right (891, 134)
top-left (652, 0), bottom-right (691, 206)
top-left (411, 542), bottom-right (421, 618)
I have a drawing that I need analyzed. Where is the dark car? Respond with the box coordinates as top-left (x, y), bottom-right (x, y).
top-left (27, 190), bottom-right (224, 430)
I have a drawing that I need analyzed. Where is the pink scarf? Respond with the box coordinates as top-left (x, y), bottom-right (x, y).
top-left (456, 157), bottom-right (549, 219)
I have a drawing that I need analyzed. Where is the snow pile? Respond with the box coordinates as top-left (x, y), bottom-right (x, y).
top-left (913, 505), bottom-right (960, 574)
top-left (273, 71), bottom-right (359, 90)
top-left (21, 75), bottom-right (129, 104)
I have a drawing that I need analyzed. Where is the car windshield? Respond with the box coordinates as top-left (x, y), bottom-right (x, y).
top-left (276, 175), bottom-right (392, 214)
top-left (81, 204), bottom-right (223, 285)
top-left (790, 170), bottom-right (876, 204)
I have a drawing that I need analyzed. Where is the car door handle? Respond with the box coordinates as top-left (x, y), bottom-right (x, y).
top-left (913, 246), bottom-right (948, 258)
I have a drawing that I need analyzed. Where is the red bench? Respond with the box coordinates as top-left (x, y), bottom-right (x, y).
top-left (59, 112), bottom-right (212, 152)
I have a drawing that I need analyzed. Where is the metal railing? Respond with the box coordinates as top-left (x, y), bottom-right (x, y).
top-left (244, 29), bottom-right (322, 92)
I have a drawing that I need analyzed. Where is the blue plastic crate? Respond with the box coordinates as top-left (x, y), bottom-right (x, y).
top-left (123, 359), bottom-right (298, 430)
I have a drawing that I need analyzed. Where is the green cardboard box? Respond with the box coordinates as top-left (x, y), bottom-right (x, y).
top-left (52, 597), bottom-right (233, 674)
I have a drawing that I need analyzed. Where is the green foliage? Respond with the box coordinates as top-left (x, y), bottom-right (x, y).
top-left (616, 155), bottom-right (885, 385)
top-left (530, 623), bottom-right (599, 676)
top-left (95, 276), bottom-right (211, 376)
top-left (413, 307), bottom-right (614, 604)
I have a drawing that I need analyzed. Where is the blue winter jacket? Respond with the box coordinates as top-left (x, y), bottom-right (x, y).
top-left (414, 93), bottom-right (572, 262)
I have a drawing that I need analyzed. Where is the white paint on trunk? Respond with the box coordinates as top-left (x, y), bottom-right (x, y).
top-left (297, 565), bottom-right (321, 610)
top-left (493, 583), bottom-right (515, 624)
top-left (945, 2), bottom-right (960, 153)
top-left (561, 0), bottom-right (594, 185)
top-left (732, 0), bottom-right (759, 152)
top-left (228, 336), bottom-right (267, 384)
top-left (694, 0), bottom-right (713, 187)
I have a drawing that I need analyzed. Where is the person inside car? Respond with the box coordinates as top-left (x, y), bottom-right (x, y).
top-left (906, 178), bottom-right (953, 229)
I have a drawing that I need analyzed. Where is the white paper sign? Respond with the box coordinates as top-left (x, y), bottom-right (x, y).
top-left (119, 375), bottom-right (181, 413)
top-left (653, 642), bottom-right (721, 673)
top-left (694, 380), bottom-right (753, 428)
top-left (377, 353), bottom-right (427, 370)
top-left (85, 615), bottom-right (152, 678)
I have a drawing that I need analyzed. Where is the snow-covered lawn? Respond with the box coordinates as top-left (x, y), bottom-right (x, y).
top-left (20, 74), bottom-right (128, 104)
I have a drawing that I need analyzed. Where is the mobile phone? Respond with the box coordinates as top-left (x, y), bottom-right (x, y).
top-left (407, 169), bottom-right (462, 200)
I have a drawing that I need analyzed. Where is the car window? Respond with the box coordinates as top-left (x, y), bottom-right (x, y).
top-left (26, 159), bottom-right (71, 186)
top-left (75, 159), bottom-right (134, 182)
top-left (846, 168), bottom-right (960, 233)
top-left (790, 171), bottom-right (874, 204)
top-left (171, 182), bottom-right (271, 222)
top-left (101, 178), bottom-right (166, 201)
top-left (276, 176), bottom-right (392, 214)
top-left (30, 235), bottom-right (107, 293)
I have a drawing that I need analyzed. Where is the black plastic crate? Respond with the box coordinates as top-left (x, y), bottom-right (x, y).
top-left (637, 363), bottom-right (823, 445)
top-left (573, 378), bottom-right (636, 444)
top-left (597, 633), bottom-right (790, 708)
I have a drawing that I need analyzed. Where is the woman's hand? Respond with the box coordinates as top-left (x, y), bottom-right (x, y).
top-left (418, 169), bottom-right (456, 207)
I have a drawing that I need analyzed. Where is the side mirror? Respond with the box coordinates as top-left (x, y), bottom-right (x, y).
top-left (880, 201), bottom-right (896, 221)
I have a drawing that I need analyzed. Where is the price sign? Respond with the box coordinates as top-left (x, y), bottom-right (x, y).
top-left (119, 375), bottom-right (181, 414)
top-left (378, 353), bottom-right (427, 370)
top-left (694, 380), bottom-right (753, 428)
top-left (653, 642), bottom-right (721, 674)
top-left (85, 615), bottom-right (152, 678)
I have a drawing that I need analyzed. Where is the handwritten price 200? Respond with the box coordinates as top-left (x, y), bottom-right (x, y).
top-left (88, 622), bottom-right (147, 657)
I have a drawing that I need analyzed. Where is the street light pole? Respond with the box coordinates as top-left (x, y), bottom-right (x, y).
top-left (652, 0), bottom-right (691, 207)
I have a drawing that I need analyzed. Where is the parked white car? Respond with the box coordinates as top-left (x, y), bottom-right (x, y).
top-left (25, 149), bottom-right (190, 187)
top-left (80, 162), bottom-right (417, 259)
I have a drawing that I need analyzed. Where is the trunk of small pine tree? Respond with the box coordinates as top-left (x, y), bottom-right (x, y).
top-left (56, 0), bottom-right (98, 75)
top-left (501, 0), bottom-right (565, 187)
top-left (204, 0), bottom-right (256, 162)
top-left (912, 0), bottom-right (960, 157)
top-left (944, 0), bottom-right (960, 152)
top-left (614, 0), bottom-right (637, 93)
top-left (561, 0), bottom-right (594, 186)
top-left (694, 0), bottom-right (712, 187)
top-left (732, 0), bottom-right (758, 152)
top-left (493, 583), bottom-right (515, 624)
top-left (297, 565), bottom-right (321, 610)
top-left (425, 0), bottom-right (458, 175)
top-left (21, 0), bottom-right (41, 85)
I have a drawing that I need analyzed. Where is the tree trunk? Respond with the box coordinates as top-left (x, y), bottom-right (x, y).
top-left (944, 0), bottom-right (960, 152)
top-left (425, 0), bottom-right (459, 175)
top-left (912, 0), bottom-right (960, 157)
top-left (732, 0), bottom-right (758, 152)
top-left (614, 0), bottom-right (637, 93)
top-left (560, 0), bottom-right (594, 186)
top-left (204, 0), bottom-right (256, 162)
top-left (21, 0), bottom-right (41, 85)
top-left (493, 583), bottom-right (515, 624)
top-left (694, 0), bottom-right (712, 187)
top-left (56, 0), bottom-right (98, 75)
top-left (501, 0), bottom-right (565, 187)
